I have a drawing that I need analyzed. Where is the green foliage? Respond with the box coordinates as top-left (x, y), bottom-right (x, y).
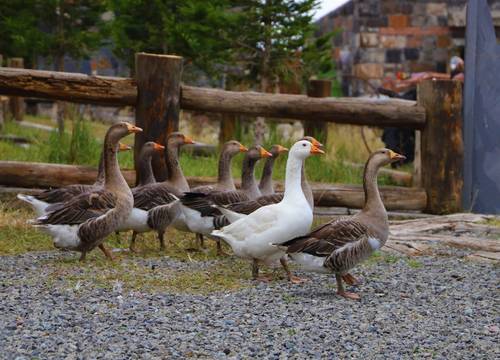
top-left (108, 0), bottom-right (235, 76)
top-left (0, 0), bottom-right (108, 68)
top-left (227, 0), bottom-right (334, 91)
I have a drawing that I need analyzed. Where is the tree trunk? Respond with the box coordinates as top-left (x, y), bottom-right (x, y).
top-left (134, 53), bottom-right (183, 183)
top-left (304, 79), bottom-right (331, 144)
top-left (55, 55), bottom-right (65, 134)
top-left (418, 80), bottom-right (463, 214)
top-left (6, 58), bottom-right (24, 122)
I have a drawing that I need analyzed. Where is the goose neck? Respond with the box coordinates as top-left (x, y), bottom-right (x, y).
top-left (259, 156), bottom-right (276, 193)
top-left (217, 151), bottom-right (236, 190)
top-left (94, 149), bottom-right (106, 186)
top-left (283, 154), bottom-right (305, 202)
top-left (362, 160), bottom-right (386, 217)
top-left (103, 137), bottom-right (129, 193)
top-left (137, 150), bottom-right (155, 187)
top-left (165, 142), bottom-right (189, 192)
top-left (241, 156), bottom-right (259, 197)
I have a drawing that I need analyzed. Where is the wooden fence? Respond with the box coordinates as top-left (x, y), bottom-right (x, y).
top-left (0, 53), bottom-right (463, 214)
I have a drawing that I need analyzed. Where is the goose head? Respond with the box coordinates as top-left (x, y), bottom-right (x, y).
top-left (167, 132), bottom-right (195, 148)
top-left (107, 122), bottom-right (142, 144)
top-left (222, 140), bottom-right (248, 157)
top-left (246, 145), bottom-right (272, 161)
top-left (301, 136), bottom-right (324, 150)
top-left (141, 141), bottom-right (165, 155)
top-left (290, 140), bottom-right (324, 160)
top-left (269, 144), bottom-right (288, 157)
top-left (369, 148), bottom-right (406, 168)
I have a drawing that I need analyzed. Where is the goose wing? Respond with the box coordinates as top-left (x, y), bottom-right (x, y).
top-left (180, 191), bottom-right (250, 217)
top-left (36, 189), bottom-right (116, 225)
top-left (281, 218), bottom-right (368, 257)
top-left (35, 184), bottom-right (96, 204)
top-left (225, 193), bottom-right (283, 215)
top-left (132, 183), bottom-right (178, 210)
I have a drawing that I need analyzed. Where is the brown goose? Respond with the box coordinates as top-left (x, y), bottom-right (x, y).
top-left (186, 140), bottom-right (248, 249)
top-left (216, 136), bottom-right (322, 220)
top-left (17, 143), bottom-right (131, 216)
top-left (279, 149), bottom-right (406, 300)
top-left (126, 132), bottom-right (194, 251)
top-left (32, 122), bottom-right (142, 261)
top-left (191, 140), bottom-right (248, 193)
top-left (136, 141), bottom-right (165, 187)
top-left (258, 144), bottom-right (288, 196)
top-left (177, 145), bottom-right (272, 251)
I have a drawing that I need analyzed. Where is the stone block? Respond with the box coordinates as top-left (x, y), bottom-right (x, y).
top-left (360, 32), bottom-right (379, 47)
top-left (448, 5), bottom-right (466, 27)
top-left (353, 63), bottom-right (384, 79)
top-left (407, 35), bottom-right (423, 48)
top-left (363, 16), bottom-right (388, 28)
top-left (388, 14), bottom-right (409, 28)
top-left (433, 48), bottom-right (449, 62)
top-left (359, 48), bottom-right (386, 63)
top-left (380, 35), bottom-right (407, 48)
top-left (427, 3), bottom-right (447, 17)
top-left (436, 35), bottom-right (451, 48)
top-left (404, 48), bottom-right (420, 61)
top-left (385, 49), bottom-right (402, 63)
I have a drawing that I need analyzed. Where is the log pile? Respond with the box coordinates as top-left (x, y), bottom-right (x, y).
top-left (385, 213), bottom-right (500, 261)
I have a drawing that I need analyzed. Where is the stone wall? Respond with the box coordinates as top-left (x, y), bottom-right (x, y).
top-left (317, 0), bottom-right (500, 95)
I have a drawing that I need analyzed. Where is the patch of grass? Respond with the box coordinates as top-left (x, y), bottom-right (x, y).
top-left (0, 205), bottom-right (53, 255)
top-left (406, 258), bottom-right (423, 269)
top-left (365, 251), bottom-right (401, 266)
top-left (483, 218), bottom-right (500, 227)
top-left (1, 115), bottom-right (408, 186)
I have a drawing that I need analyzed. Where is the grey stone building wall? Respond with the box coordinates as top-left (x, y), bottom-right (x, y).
top-left (317, 0), bottom-right (500, 95)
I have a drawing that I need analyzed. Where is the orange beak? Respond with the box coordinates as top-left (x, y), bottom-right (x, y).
top-left (309, 137), bottom-right (324, 149)
top-left (260, 147), bottom-right (273, 158)
top-left (118, 143), bottom-right (132, 151)
top-left (153, 143), bottom-right (165, 152)
top-left (239, 143), bottom-right (248, 152)
top-left (389, 150), bottom-right (406, 161)
top-left (126, 124), bottom-right (143, 133)
top-left (276, 145), bottom-right (288, 153)
top-left (310, 144), bottom-right (325, 155)
top-left (183, 136), bottom-right (195, 145)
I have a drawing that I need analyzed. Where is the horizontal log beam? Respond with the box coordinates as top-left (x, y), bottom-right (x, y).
top-left (0, 67), bottom-right (136, 106)
top-left (0, 161), bottom-right (426, 211)
top-left (0, 68), bottom-right (425, 128)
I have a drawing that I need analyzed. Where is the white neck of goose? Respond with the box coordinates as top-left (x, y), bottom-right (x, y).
top-left (283, 152), bottom-right (306, 203)
top-left (217, 149), bottom-right (237, 191)
top-left (165, 140), bottom-right (189, 192)
top-left (362, 158), bottom-right (386, 219)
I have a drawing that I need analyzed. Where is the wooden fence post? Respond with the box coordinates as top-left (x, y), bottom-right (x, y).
top-left (305, 79), bottom-right (331, 144)
top-left (134, 53), bottom-right (183, 183)
top-left (418, 79), bottom-right (463, 214)
top-left (7, 58), bottom-right (24, 121)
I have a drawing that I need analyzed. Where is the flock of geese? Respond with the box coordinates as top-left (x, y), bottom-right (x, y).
top-left (18, 122), bottom-right (405, 300)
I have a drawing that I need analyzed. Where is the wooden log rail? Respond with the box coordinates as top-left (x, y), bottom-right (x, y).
top-left (0, 67), bottom-right (426, 129)
top-left (0, 161), bottom-right (426, 211)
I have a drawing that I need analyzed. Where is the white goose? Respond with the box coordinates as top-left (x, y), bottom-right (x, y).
top-left (211, 140), bottom-right (324, 282)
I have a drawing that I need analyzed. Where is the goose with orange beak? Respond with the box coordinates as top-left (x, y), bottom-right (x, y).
top-left (279, 149), bottom-right (406, 300)
top-left (211, 139), bottom-right (324, 282)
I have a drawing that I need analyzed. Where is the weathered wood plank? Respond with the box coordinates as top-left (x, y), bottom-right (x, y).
top-left (0, 67), bottom-right (426, 128)
top-left (0, 161), bottom-right (427, 210)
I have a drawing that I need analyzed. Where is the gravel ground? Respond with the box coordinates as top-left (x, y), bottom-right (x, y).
top-left (0, 250), bottom-right (498, 359)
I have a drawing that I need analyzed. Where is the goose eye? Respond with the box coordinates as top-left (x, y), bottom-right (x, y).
top-left (302, 143), bottom-right (306, 147)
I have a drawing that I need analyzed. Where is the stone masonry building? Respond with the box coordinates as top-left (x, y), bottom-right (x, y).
top-left (316, 0), bottom-right (500, 95)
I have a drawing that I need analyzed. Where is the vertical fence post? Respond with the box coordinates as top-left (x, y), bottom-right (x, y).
top-left (7, 57), bottom-right (24, 122)
top-left (134, 53), bottom-right (183, 183)
top-left (418, 79), bottom-right (463, 214)
top-left (305, 79), bottom-right (331, 144)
